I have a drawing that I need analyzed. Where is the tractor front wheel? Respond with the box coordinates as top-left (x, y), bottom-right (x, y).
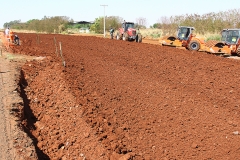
top-left (188, 40), bottom-right (200, 51)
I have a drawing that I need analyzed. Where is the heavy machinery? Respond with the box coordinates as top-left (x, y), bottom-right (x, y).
top-left (205, 29), bottom-right (240, 56)
top-left (159, 26), bottom-right (205, 51)
top-left (116, 22), bottom-right (142, 43)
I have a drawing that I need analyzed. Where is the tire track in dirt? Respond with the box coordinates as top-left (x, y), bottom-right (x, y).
top-left (0, 37), bottom-right (16, 160)
top-left (0, 61), bottom-right (12, 160)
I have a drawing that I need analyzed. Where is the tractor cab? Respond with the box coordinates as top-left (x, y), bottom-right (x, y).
top-left (177, 26), bottom-right (195, 41)
top-left (224, 29), bottom-right (240, 45)
top-left (122, 22), bottom-right (134, 31)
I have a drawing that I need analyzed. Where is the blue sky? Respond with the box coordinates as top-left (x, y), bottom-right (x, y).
top-left (0, 0), bottom-right (239, 29)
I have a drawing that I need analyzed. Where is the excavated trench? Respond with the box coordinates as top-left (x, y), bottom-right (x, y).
top-left (9, 33), bottom-right (240, 159)
top-left (19, 70), bottom-right (50, 160)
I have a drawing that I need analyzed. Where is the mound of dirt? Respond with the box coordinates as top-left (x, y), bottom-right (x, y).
top-left (9, 33), bottom-right (240, 159)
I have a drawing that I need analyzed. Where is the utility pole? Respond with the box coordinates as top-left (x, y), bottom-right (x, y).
top-left (100, 4), bottom-right (108, 38)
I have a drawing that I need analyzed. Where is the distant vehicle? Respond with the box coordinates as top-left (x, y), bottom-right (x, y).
top-left (205, 29), bottom-right (240, 56)
top-left (116, 22), bottom-right (142, 43)
top-left (79, 28), bottom-right (90, 33)
top-left (159, 26), bottom-right (205, 51)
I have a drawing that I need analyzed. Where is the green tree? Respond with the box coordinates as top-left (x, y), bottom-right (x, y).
top-left (91, 16), bottom-right (123, 34)
top-left (4, 16), bottom-right (70, 33)
top-left (154, 8), bottom-right (240, 35)
top-left (3, 20), bottom-right (21, 28)
top-left (152, 23), bottom-right (162, 29)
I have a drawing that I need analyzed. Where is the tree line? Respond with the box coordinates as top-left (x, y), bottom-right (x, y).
top-left (4, 16), bottom-right (73, 33)
top-left (152, 8), bottom-right (240, 36)
top-left (3, 8), bottom-right (240, 35)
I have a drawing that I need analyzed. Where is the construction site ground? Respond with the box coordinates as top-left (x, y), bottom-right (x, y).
top-left (0, 45), bottom-right (39, 160)
top-left (1, 33), bottom-right (240, 160)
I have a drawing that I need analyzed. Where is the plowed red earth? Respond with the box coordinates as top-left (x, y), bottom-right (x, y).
top-left (10, 33), bottom-right (240, 160)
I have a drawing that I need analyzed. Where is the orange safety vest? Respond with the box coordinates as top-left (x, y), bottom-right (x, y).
top-left (9, 30), bottom-right (14, 41)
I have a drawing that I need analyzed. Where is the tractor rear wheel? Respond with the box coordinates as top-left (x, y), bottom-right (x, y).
top-left (188, 40), bottom-right (200, 51)
top-left (123, 32), bottom-right (129, 41)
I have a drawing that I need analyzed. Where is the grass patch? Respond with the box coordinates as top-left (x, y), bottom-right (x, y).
top-left (205, 34), bottom-right (221, 41)
top-left (196, 32), bottom-right (222, 41)
top-left (139, 28), bottom-right (162, 39)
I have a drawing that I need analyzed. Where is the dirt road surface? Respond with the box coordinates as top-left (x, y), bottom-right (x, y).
top-left (0, 42), bottom-right (38, 160)
top-left (0, 53), bottom-right (15, 160)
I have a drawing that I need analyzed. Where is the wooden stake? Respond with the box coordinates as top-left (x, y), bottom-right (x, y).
top-left (59, 42), bottom-right (65, 67)
top-left (54, 37), bottom-right (58, 56)
top-left (36, 34), bottom-right (40, 45)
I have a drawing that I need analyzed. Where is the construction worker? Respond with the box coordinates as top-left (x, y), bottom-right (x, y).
top-left (14, 35), bottom-right (20, 45)
top-left (9, 29), bottom-right (14, 43)
top-left (5, 27), bottom-right (9, 36)
top-left (136, 28), bottom-right (140, 42)
top-left (5, 28), bottom-right (10, 41)
top-left (109, 27), bottom-right (114, 39)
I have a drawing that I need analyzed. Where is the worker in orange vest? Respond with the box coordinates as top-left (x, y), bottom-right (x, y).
top-left (9, 29), bottom-right (14, 43)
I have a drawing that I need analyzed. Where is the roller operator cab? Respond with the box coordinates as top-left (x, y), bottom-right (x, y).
top-left (224, 29), bottom-right (240, 55)
top-left (177, 26), bottom-right (195, 41)
top-left (223, 29), bottom-right (240, 45)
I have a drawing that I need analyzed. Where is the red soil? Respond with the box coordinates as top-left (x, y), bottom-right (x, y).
top-left (10, 33), bottom-right (240, 159)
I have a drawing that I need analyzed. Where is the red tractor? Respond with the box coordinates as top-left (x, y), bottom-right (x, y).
top-left (116, 22), bottom-right (142, 43)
